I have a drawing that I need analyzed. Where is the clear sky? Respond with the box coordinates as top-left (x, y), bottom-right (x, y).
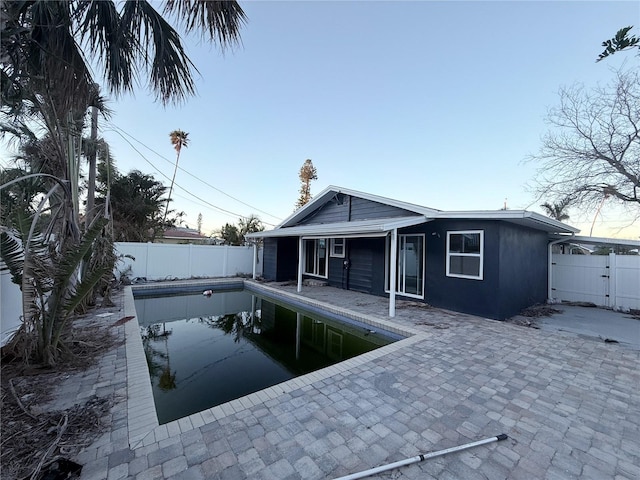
top-left (8, 1), bottom-right (640, 239)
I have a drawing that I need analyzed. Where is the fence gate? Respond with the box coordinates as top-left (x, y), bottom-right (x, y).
top-left (551, 253), bottom-right (640, 310)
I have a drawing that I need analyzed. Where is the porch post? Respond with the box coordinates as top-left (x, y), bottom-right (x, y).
top-left (297, 237), bottom-right (304, 292)
top-left (389, 229), bottom-right (397, 317)
top-left (252, 242), bottom-right (257, 280)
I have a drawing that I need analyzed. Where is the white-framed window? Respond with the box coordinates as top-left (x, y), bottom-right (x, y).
top-left (304, 238), bottom-right (328, 278)
top-left (385, 233), bottom-right (425, 298)
top-left (446, 230), bottom-right (484, 280)
top-left (330, 238), bottom-right (345, 258)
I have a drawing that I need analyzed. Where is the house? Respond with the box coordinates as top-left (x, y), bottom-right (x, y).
top-left (156, 227), bottom-right (212, 245)
top-left (246, 186), bottom-right (579, 320)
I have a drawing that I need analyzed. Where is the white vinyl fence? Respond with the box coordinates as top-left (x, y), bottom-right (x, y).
top-left (552, 253), bottom-right (640, 310)
top-left (1, 268), bottom-right (23, 345)
top-left (1, 243), bottom-right (261, 346)
top-left (115, 242), bottom-right (262, 281)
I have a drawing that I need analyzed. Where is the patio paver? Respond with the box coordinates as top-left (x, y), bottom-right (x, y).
top-left (66, 279), bottom-right (639, 479)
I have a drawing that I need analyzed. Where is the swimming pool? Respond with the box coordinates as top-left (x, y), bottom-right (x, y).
top-left (134, 286), bottom-right (403, 424)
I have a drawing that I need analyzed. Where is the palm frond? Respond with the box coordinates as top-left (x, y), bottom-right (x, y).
top-left (121, 0), bottom-right (195, 104)
top-left (60, 263), bottom-right (110, 322)
top-left (0, 228), bottom-right (25, 285)
top-left (54, 216), bottom-right (108, 288)
top-left (163, 0), bottom-right (246, 47)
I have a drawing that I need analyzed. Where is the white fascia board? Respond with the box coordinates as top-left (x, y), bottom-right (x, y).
top-left (246, 216), bottom-right (429, 239)
top-left (434, 210), bottom-right (580, 234)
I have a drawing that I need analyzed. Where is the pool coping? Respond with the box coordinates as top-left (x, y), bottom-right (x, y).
top-left (124, 279), bottom-right (429, 449)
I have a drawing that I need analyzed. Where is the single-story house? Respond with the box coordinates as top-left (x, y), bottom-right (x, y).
top-left (157, 227), bottom-right (212, 245)
top-left (246, 186), bottom-right (580, 320)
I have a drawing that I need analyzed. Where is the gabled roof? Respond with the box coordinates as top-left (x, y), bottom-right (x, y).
top-left (279, 185), bottom-right (440, 228)
top-left (246, 185), bottom-right (580, 238)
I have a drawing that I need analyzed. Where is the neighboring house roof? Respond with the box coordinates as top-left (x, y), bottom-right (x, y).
top-left (247, 185), bottom-right (579, 238)
top-left (549, 235), bottom-right (640, 248)
top-left (162, 228), bottom-right (209, 240)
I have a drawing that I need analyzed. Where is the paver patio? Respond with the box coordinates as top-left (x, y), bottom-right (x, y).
top-left (61, 279), bottom-right (639, 479)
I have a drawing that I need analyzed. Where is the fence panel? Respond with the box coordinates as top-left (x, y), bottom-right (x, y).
top-left (552, 253), bottom-right (640, 310)
top-left (613, 255), bottom-right (640, 310)
top-left (115, 242), bottom-right (261, 281)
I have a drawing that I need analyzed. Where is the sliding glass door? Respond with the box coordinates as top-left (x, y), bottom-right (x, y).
top-left (387, 234), bottom-right (424, 298)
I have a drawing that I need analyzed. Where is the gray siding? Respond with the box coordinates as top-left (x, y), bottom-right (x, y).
top-left (349, 197), bottom-right (413, 221)
top-left (262, 238), bottom-right (278, 281)
top-left (262, 237), bottom-right (298, 282)
top-left (298, 194), bottom-right (418, 226)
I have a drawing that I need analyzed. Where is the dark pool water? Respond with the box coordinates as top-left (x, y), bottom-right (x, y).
top-left (134, 288), bottom-right (399, 424)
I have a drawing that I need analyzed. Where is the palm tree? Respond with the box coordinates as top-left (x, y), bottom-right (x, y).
top-left (238, 214), bottom-right (264, 242)
top-left (0, 0), bottom-right (245, 365)
top-left (163, 129), bottom-right (189, 225)
top-left (540, 197), bottom-right (572, 222)
top-left (1, 1), bottom-right (246, 113)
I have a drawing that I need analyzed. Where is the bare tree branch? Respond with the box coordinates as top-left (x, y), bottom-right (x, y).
top-left (527, 69), bottom-right (640, 214)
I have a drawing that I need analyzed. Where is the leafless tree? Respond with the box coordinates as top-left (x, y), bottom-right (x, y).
top-left (528, 69), bottom-right (640, 219)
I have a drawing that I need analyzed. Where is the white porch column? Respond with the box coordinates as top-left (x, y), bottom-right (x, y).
top-left (252, 243), bottom-right (257, 279)
top-left (389, 229), bottom-right (397, 317)
top-left (297, 237), bottom-right (304, 292)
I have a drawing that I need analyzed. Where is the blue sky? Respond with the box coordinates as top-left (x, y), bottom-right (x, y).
top-left (10, 1), bottom-right (640, 238)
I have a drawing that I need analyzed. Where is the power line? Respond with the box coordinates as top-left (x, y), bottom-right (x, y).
top-left (105, 123), bottom-right (282, 222)
top-left (106, 129), bottom-right (278, 227)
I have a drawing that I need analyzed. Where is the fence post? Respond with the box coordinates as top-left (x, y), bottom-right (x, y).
top-left (144, 243), bottom-right (150, 279)
top-left (189, 244), bottom-right (193, 278)
top-left (608, 252), bottom-right (616, 309)
top-left (223, 246), bottom-right (228, 277)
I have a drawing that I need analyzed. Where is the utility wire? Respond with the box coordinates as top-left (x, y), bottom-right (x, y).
top-left (105, 123), bottom-right (282, 222)
top-left (107, 129), bottom-right (278, 227)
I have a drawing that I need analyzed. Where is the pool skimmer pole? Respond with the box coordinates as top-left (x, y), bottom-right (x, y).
top-left (333, 433), bottom-right (508, 480)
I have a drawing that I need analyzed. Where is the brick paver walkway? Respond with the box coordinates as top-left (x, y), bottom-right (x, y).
top-left (60, 279), bottom-right (639, 479)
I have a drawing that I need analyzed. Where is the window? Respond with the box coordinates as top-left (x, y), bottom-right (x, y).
top-left (385, 234), bottom-right (425, 298)
top-left (304, 239), bottom-right (328, 277)
top-left (446, 231), bottom-right (483, 280)
top-left (330, 238), bottom-right (345, 258)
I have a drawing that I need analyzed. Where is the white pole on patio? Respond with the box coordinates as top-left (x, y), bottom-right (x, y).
top-left (297, 237), bottom-right (304, 293)
top-left (389, 229), bottom-right (397, 317)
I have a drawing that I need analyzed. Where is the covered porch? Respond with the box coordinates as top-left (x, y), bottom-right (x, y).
top-left (247, 216), bottom-right (430, 318)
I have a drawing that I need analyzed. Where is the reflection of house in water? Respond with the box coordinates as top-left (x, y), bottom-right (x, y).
top-left (258, 298), bottom-right (394, 369)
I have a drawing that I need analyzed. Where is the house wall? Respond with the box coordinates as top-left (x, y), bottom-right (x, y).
top-left (298, 194), bottom-right (418, 225)
top-left (263, 237), bottom-right (299, 282)
top-left (327, 238), bottom-right (386, 294)
top-left (497, 223), bottom-right (548, 319)
top-left (410, 220), bottom-right (548, 320)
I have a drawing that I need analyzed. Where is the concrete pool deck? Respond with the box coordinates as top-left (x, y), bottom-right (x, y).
top-left (69, 279), bottom-right (639, 479)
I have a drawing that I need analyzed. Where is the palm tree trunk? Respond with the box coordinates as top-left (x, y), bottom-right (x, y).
top-left (162, 149), bottom-right (181, 226)
top-left (86, 105), bottom-right (98, 226)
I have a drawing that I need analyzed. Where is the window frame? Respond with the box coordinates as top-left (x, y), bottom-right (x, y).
top-left (330, 238), bottom-right (346, 258)
top-left (446, 230), bottom-right (484, 280)
top-left (303, 238), bottom-right (329, 278)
